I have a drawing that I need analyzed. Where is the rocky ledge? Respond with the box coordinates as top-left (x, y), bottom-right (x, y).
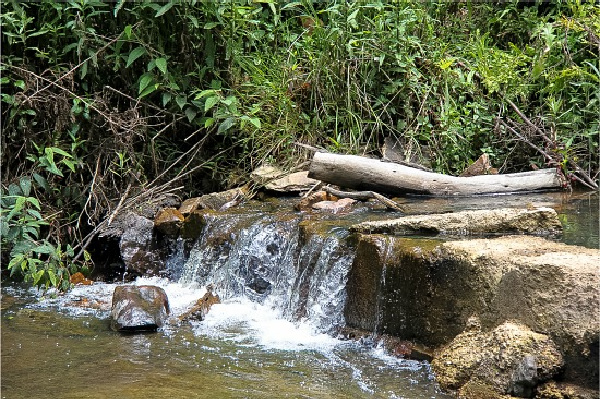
top-left (345, 234), bottom-right (599, 395)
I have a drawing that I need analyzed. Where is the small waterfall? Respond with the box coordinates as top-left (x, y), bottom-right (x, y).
top-left (167, 212), bottom-right (354, 332)
top-left (166, 211), bottom-right (355, 333)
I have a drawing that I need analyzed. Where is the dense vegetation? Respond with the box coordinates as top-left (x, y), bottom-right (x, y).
top-left (1, 0), bottom-right (598, 290)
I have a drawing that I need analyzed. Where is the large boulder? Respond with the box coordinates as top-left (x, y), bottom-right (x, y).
top-left (344, 235), bottom-right (599, 387)
top-left (432, 321), bottom-right (564, 397)
top-left (110, 285), bottom-right (170, 332)
top-left (118, 212), bottom-right (162, 276)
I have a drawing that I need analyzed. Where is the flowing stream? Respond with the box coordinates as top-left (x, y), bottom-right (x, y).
top-left (2, 191), bottom-right (597, 399)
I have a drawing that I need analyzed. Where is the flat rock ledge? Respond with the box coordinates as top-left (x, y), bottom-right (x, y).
top-left (350, 207), bottom-right (562, 235)
top-left (344, 235), bottom-right (599, 389)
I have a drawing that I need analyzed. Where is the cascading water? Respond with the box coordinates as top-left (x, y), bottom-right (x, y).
top-left (167, 211), bottom-right (355, 334)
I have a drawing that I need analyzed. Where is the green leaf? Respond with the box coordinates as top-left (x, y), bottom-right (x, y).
top-left (26, 209), bottom-right (43, 220)
top-left (33, 244), bottom-right (55, 254)
top-left (123, 25), bottom-right (132, 39)
top-left (80, 60), bottom-right (88, 79)
top-left (139, 84), bottom-right (158, 98)
top-left (48, 270), bottom-right (57, 287)
top-left (126, 46), bottom-right (146, 68)
top-left (20, 177), bottom-right (32, 197)
top-left (184, 107), bottom-right (197, 123)
top-left (249, 117), bottom-right (261, 129)
top-left (33, 269), bottom-right (45, 285)
top-left (217, 117), bottom-right (236, 134)
top-left (61, 159), bottom-right (76, 173)
top-left (51, 147), bottom-right (73, 158)
top-left (204, 22), bottom-right (218, 29)
top-left (66, 244), bottom-right (75, 257)
top-left (204, 117), bottom-right (215, 128)
top-left (139, 74), bottom-right (154, 94)
top-left (33, 173), bottom-right (49, 191)
top-left (175, 95), bottom-right (187, 110)
top-left (204, 95), bottom-right (220, 112)
top-left (162, 92), bottom-right (172, 107)
top-left (155, 57), bottom-right (167, 75)
top-left (46, 162), bottom-right (63, 177)
top-left (155, 2), bottom-right (173, 17)
top-left (14, 80), bottom-right (25, 90)
top-left (25, 197), bottom-right (41, 210)
top-left (195, 89), bottom-right (217, 99)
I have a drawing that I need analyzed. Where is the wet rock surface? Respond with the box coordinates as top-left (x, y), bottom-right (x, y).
top-left (154, 207), bottom-right (184, 236)
top-left (110, 285), bottom-right (170, 332)
top-left (179, 288), bottom-right (220, 322)
top-left (431, 321), bottom-right (564, 397)
top-left (344, 234), bottom-right (599, 388)
top-left (351, 207), bottom-right (563, 236)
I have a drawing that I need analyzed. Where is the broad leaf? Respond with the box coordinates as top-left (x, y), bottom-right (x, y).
top-left (155, 2), bottom-right (173, 17)
top-left (175, 95), bottom-right (187, 110)
top-left (20, 177), bottom-right (32, 197)
top-left (139, 74), bottom-right (154, 94)
top-left (204, 95), bottom-right (220, 112)
top-left (184, 107), bottom-right (197, 123)
top-left (155, 57), bottom-right (167, 74)
top-left (126, 46), bottom-right (146, 68)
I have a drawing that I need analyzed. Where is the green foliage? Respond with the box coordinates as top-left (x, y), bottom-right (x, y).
top-left (1, 0), bottom-right (598, 288)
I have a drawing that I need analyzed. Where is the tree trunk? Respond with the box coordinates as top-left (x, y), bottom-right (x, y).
top-left (308, 153), bottom-right (564, 196)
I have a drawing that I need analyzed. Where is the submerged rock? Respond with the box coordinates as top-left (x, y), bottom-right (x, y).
top-left (179, 286), bottom-right (220, 322)
top-left (350, 207), bottom-right (562, 236)
top-left (432, 321), bottom-right (564, 397)
top-left (110, 285), bottom-right (170, 332)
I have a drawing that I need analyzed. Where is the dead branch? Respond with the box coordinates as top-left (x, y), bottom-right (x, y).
top-left (322, 186), bottom-right (405, 211)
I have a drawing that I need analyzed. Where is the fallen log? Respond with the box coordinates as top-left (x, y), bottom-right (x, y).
top-left (308, 153), bottom-right (564, 196)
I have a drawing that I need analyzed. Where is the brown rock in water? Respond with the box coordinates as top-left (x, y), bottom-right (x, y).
top-left (110, 285), bottom-right (170, 332)
top-left (70, 272), bottom-right (93, 285)
top-left (311, 198), bottom-right (356, 214)
top-left (432, 321), bottom-right (564, 397)
top-left (180, 287), bottom-right (220, 322)
top-left (295, 190), bottom-right (337, 212)
top-left (154, 207), bottom-right (184, 236)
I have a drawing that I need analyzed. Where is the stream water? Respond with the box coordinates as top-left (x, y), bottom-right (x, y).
top-left (2, 191), bottom-right (598, 399)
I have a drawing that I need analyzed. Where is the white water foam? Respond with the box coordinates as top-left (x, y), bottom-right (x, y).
top-left (191, 296), bottom-right (340, 352)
